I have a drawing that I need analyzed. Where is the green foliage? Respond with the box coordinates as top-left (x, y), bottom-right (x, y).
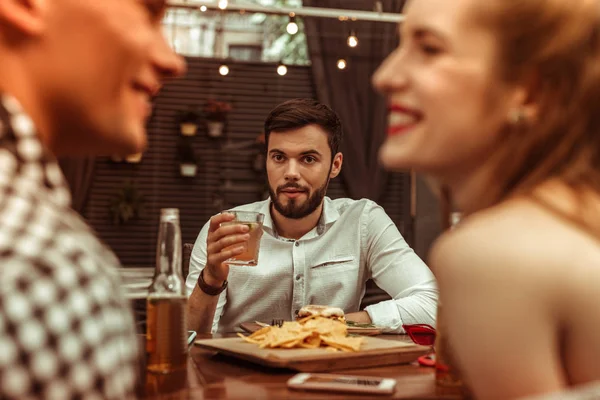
top-left (109, 181), bottom-right (146, 225)
top-left (178, 107), bottom-right (203, 124)
top-left (264, 16), bottom-right (309, 65)
top-left (250, 0), bottom-right (310, 65)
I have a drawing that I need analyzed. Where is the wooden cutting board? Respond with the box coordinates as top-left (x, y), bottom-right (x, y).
top-left (195, 336), bottom-right (429, 372)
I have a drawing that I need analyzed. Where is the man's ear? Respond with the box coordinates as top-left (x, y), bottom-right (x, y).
top-left (0, 0), bottom-right (48, 36)
top-left (329, 152), bottom-right (343, 179)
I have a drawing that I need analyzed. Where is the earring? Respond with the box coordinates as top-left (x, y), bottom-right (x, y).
top-left (509, 108), bottom-right (527, 125)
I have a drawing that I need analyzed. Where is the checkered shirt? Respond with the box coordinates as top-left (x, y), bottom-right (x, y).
top-left (0, 94), bottom-right (139, 399)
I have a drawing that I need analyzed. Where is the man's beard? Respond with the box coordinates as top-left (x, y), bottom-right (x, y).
top-left (269, 179), bottom-right (329, 219)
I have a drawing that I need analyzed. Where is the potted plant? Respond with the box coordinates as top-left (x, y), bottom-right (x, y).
top-left (125, 152), bottom-right (143, 163)
top-left (177, 139), bottom-right (198, 177)
top-left (109, 181), bottom-right (145, 225)
top-left (204, 99), bottom-right (232, 138)
top-left (178, 107), bottom-right (202, 136)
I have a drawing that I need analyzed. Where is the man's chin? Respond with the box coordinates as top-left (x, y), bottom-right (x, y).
top-left (110, 126), bottom-right (147, 156)
top-left (279, 197), bottom-right (305, 209)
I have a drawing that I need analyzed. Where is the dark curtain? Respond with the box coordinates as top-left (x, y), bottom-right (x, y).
top-left (304, 0), bottom-right (405, 202)
top-left (58, 157), bottom-right (96, 215)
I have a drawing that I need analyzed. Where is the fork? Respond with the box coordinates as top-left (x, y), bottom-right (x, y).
top-left (270, 318), bottom-right (284, 327)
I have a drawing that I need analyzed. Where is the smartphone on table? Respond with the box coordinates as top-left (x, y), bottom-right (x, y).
top-left (287, 373), bottom-right (396, 395)
top-left (187, 330), bottom-right (197, 347)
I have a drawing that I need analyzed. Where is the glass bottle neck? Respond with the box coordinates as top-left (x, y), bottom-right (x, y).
top-left (156, 208), bottom-right (182, 277)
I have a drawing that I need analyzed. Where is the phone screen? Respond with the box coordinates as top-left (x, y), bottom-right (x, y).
top-left (304, 375), bottom-right (382, 387)
top-left (187, 330), bottom-right (197, 346)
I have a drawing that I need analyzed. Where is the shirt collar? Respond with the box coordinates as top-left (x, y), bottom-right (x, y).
top-left (0, 94), bottom-right (72, 208)
top-left (260, 196), bottom-right (341, 239)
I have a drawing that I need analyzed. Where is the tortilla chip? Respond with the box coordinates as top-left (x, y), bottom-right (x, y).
top-left (240, 316), bottom-right (363, 352)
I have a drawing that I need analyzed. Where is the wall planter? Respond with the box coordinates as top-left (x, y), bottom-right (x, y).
top-left (125, 153), bottom-right (143, 163)
top-left (181, 122), bottom-right (199, 136)
top-left (178, 108), bottom-right (202, 136)
top-left (206, 121), bottom-right (225, 138)
top-left (180, 163), bottom-right (197, 177)
top-left (204, 99), bottom-right (232, 138)
top-left (110, 153), bottom-right (142, 163)
top-left (177, 139), bottom-right (198, 178)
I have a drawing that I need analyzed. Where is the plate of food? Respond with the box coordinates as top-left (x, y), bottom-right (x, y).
top-left (297, 305), bottom-right (384, 336)
top-left (203, 314), bottom-right (426, 372)
top-left (239, 305), bottom-right (385, 336)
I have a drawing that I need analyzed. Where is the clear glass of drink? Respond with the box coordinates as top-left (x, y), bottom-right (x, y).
top-left (221, 210), bottom-right (264, 266)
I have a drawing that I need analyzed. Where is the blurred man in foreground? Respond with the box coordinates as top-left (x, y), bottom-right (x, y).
top-left (0, 0), bottom-right (185, 398)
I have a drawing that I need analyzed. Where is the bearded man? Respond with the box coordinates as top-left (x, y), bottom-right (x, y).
top-left (187, 98), bottom-right (437, 334)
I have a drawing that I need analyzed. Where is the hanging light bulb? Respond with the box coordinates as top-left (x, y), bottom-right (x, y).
top-left (200, 5), bottom-right (207, 12)
top-left (347, 31), bottom-right (358, 48)
top-left (218, 0), bottom-right (228, 10)
top-left (219, 64), bottom-right (229, 76)
top-left (337, 59), bottom-right (347, 70)
top-left (286, 13), bottom-right (299, 35)
top-left (277, 63), bottom-right (288, 76)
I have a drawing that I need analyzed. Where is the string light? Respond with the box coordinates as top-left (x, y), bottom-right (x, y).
top-left (219, 64), bottom-right (229, 76)
top-left (286, 13), bottom-right (298, 35)
top-left (277, 63), bottom-right (288, 76)
top-left (347, 30), bottom-right (358, 48)
top-left (337, 59), bottom-right (347, 70)
top-left (218, 0), bottom-right (228, 10)
top-left (200, 5), bottom-right (207, 12)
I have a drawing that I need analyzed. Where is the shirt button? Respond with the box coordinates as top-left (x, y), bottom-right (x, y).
top-left (295, 274), bottom-right (302, 281)
top-left (295, 241), bottom-right (300, 247)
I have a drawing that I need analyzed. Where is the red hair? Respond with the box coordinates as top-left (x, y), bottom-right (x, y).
top-left (475, 0), bottom-right (600, 212)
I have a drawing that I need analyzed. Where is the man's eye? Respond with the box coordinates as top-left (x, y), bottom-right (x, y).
top-left (420, 43), bottom-right (442, 56)
top-left (303, 156), bottom-right (316, 164)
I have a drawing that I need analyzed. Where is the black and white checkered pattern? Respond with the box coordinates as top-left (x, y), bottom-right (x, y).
top-left (0, 95), bottom-right (139, 399)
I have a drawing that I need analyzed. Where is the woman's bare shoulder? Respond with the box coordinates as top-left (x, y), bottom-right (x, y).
top-left (431, 197), bottom-right (600, 281)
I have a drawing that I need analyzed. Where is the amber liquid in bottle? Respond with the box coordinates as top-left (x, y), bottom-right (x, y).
top-left (146, 208), bottom-right (188, 374)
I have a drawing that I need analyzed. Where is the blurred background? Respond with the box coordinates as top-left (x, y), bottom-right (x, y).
top-left (59, 0), bottom-right (441, 276)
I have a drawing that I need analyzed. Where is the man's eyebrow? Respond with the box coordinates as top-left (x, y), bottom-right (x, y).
top-left (299, 150), bottom-right (322, 157)
top-left (268, 149), bottom-right (323, 157)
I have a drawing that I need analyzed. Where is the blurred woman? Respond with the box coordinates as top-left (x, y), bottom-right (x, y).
top-left (373, 0), bottom-right (600, 398)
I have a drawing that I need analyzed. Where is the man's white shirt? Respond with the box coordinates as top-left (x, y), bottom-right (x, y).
top-left (186, 197), bottom-right (438, 333)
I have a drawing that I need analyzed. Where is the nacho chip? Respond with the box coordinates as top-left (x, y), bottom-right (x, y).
top-left (238, 316), bottom-right (364, 352)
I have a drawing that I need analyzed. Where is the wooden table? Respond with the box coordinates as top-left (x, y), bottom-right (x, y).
top-left (143, 333), bottom-right (465, 399)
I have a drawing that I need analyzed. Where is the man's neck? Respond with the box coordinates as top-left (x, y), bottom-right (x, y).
top-left (270, 201), bottom-right (324, 240)
top-left (0, 59), bottom-right (52, 151)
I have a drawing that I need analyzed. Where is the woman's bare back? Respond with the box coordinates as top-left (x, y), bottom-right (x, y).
top-left (431, 185), bottom-right (600, 398)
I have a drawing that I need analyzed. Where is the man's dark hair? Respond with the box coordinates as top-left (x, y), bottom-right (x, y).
top-left (264, 98), bottom-right (343, 158)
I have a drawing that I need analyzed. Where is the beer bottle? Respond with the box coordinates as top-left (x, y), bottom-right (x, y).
top-left (146, 208), bottom-right (188, 374)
